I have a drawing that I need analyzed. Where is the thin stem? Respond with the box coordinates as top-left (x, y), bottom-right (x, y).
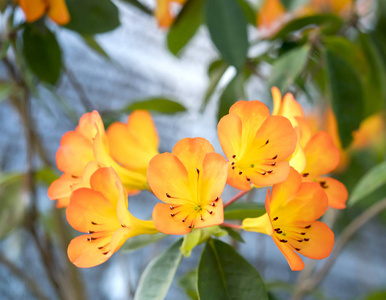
top-left (0, 253), bottom-right (51, 300)
top-left (221, 222), bottom-right (242, 229)
top-left (64, 66), bottom-right (94, 111)
top-left (224, 190), bottom-right (250, 208)
top-left (292, 198), bottom-right (386, 300)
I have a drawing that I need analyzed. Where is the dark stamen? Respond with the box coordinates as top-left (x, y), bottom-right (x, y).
top-left (273, 217), bottom-right (278, 221)
top-left (246, 178), bottom-right (251, 181)
top-left (166, 193), bottom-right (172, 198)
top-left (102, 251), bottom-right (109, 255)
top-left (232, 155), bottom-right (236, 158)
top-left (214, 197), bottom-right (219, 202)
top-left (88, 230), bottom-right (95, 234)
top-left (305, 225), bottom-right (311, 229)
top-left (170, 206), bottom-right (174, 210)
top-left (271, 162), bottom-right (276, 166)
top-left (200, 215), bottom-right (204, 221)
top-left (272, 155), bottom-right (278, 159)
top-left (304, 238), bottom-right (310, 241)
top-left (298, 239), bottom-right (303, 242)
top-left (302, 173), bottom-right (309, 177)
top-left (171, 213), bottom-right (175, 217)
top-left (188, 225), bottom-right (192, 228)
top-left (231, 162), bottom-right (235, 165)
top-left (211, 203), bottom-right (216, 207)
top-left (239, 171), bottom-right (243, 175)
top-left (277, 230), bottom-right (283, 234)
top-left (196, 168), bottom-right (200, 175)
top-left (209, 211), bottom-right (213, 214)
top-left (261, 171), bottom-right (266, 175)
top-left (91, 221), bottom-right (99, 225)
top-left (121, 224), bottom-right (126, 228)
top-left (300, 232), bottom-right (306, 235)
top-left (320, 181), bottom-right (328, 189)
top-left (232, 166), bottom-right (235, 170)
top-left (280, 239), bottom-right (288, 243)
top-left (295, 248), bottom-right (301, 251)
top-left (267, 170), bottom-right (273, 174)
top-left (87, 237), bottom-right (97, 241)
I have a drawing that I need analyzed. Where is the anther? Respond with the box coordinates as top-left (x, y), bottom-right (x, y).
top-left (102, 251), bottom-right (109, 255)
top-left (295, 248), bottom-right (301, 251)
top-left (171, 213), bottom-right (175, 217)
top-left (320, 181), bottom-right (328, 189)
top-left (302, 173), bottom-right (309, 177)
top-left (265, 139), bottom-right (269, 145)
top-left (247, 178), bottom-right (251, 181)
top-left (305, 225), bottom-right (311, 229)
top-left (272, 155), bottom-right (278, 159)
top-left (170, 206), bottom-right (174, 210)
top-left (279, 239), bottom-right (288, 243)
top-left (98, 246), bottom-right (104, 249)
top-left (231, 162), bottom-right (235, 165)
top-left (300, 232), bottom-right (306, 235)
top-left (304, 238), bottom-right (310, 241)
top-left (273, 217), bottom-right (278, 221)
top-left (267, 170), bottom-right (273, 174)
top-left (209, 211), bottom-right (213, 214)
top-left (271, 162), bottom-right (276, 166)
top-left (232, 166), bottom-right (235, 170)
top-left (261, 171), bottom-right (266, 175)
top-left (277, 230), bottom-right (282, 234)
top-left (88, 230), bottom-right (95, 234)
top-left (91, 221), bottom-right (99, 225)
top-left (239, 171), bottom-right (243, 175)
top-left (87, 237), bottom-right (97, 241)
top-left (188, 225), bottom-right (192, 228)
top-left (232, 155), bottom-right (236, 158)
top-left (196, 168), bottom-right (200, 175)
top-left (121, 224), bottom-right (126, 228)
top-left (298, 240), bottom-right (303, 242)
top-left (200, 216), bottom-right (204, 221)
top-left (71, 175), bottom-right (78, 179)
top-left (214, 197), bottom-right (219, 202)
top-left (166, 193), bottom-right (171, 198)
top-left (211, 203), bottom-right (216, 207)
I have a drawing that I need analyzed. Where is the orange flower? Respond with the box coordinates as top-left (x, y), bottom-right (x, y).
top-left (66, 167), bottom-right (158, 268)
top-left (217, 100), bottom-right (297, 190)
top-left (301, 131), bottom-right (348, 209)
top-left (147, 138), bottom-right (228, 235)
top-left (48, 110), bottom-right (159, 207)
top-left (242, 168), bottom-right (334, 271)
top-left (155, 0), bottom-right (187, 28)
top-left (256, 0), bottom-right (289, 37)
top-left (18, 0), bottom-right (70, 25)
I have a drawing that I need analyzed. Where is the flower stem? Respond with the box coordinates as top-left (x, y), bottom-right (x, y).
top-left (224, 190), bottom-right (249, 208)
top-left (221, 222), bottom-right (242, 229)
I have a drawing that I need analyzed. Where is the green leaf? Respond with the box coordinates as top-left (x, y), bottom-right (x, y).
top-left (224, 202), bottom-right (266, 220)
top-left (204, 0), bottom-right (248, 69)
top-left (220, 226), bottom-right (245, 243)
top-left (126, 98), bottom-right (186, 114)
top-left (237, 0), bottom-right (256, 25)
top-left (121, 232), bottom-right (166, 253)
top-left (198, 239), bottom-right (268, 300)
top-left (0, 40), bottom-right (10, 59)
top-left (0, 82), bottom-right (14, 103)
top-left (272, 14), bottom-right (343, 40)
top-left (202, 60), bottom-right (229, 110)
top-left (217, 70), bottom-right (247, 122)
top-left (0, 173), bottom-right (27, 240)
top-left (167, 0), bottom-right (204, 56)
top-left (65, 0), bottom-right (120, 35)
top-left (325, 48), bottom-right (365, 148)
top-left (81, 35), bottom-right (111, 60)
top-left (267, 44), bottom-right (310, 93)
top-left (120, 0), bottom-right (152, 15)
top-left (23, 23), bottom-right (62, 85)
top-left (365, 291), bottom-right (386, 300)
top-left (35, 167), bottom-right (59, 186)
top-left (134, 238), bottom-right (183, 300)
top-left (349, 161), bottom-right (386, 206)
top-left (179, 270), bottom-right (198, 300)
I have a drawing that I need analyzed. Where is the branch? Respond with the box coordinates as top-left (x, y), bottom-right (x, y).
top-left (223, 190), bottom-right (250, 208)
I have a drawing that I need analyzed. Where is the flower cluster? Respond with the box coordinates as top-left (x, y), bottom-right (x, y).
top-left (49, 88), bottom-right (347, 270)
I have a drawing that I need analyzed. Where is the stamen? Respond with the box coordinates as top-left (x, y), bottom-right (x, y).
top-left (279, 239), bottom-right (288, 243)
top-left (88, 230), bottom-right (95, 234)
top-left (207, 210), bottom-right (213, 214)
top-left (300, 232), bottom-right (306, 235)
top-left (319, 181), bottom-right (328, 189)
top-left (267, 170), bottom-right (273, 174)
top-left (298, 239), bottom-right (303, 242)
top-left (239, 171), bottom-right (243, 175)
top-left (272, 155), bottom-right (278, 159)
top-left (182, 216), bottom-right (188, 222)
top-left (196, 168), bottom-right (200, 175)
top-left (170, 206), bottom-right (174, 210)
top-left (170, 213), bottom-right (175, 217)
top-left (232, 166), bottom-right (235, 170)
top-left (200, 215), bottom-right (204, 221)
top-left (86, 237), bottom-right (97, 241)
top-left (188, 225), bottom-right (192, 228)
top-left (166, 193), bottom-right (172, 198)
top-left (260, 139), bottom-right (269, 148)
top-left (260, 171), bottom-right (266, 175)
top-left (246, 178), bottom-right (251, 181)
top-left (91, 221), bottom-right (99, 225)
top-left (214, 197), bottom-right (219, 202)
top-left (231, 162), bottom-right (235, 165)
top-left (232, 155), bottom-right (236, 158)
top-left (277, 230), bottom-right (283, 234)
top-left (271, 162), bottom-right (276, 166)
top-left (295, 248), bottom-right (301, 251)
top-left (305, 225), bottom-right (311, 229)
top-left (304, 238), bottom-right (310, 241)
top-left (273, 217), bottom-right (278, 221)
top-left (102, 251), bottom-right (109, 255)
top-left (302, 173), bottom-right (309, 177)
top-left (71, 175), bottom-right (78, 179)
top-left (121, 224), bottom-right (126, 228)
top-left (211, 203), bottom-right (216, 207)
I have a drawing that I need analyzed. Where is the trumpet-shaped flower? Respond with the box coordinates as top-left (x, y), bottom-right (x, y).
top-left (242, 168), bottom-right (334, 271)
top-left (217, 100), bottom-right (297, 190)
top-left (155, 0), bottom-right (187, 28)
top-left (147, 138), bottom-right (228, 235)
top-left (49, 110), bottom-right (159, 207)
top-left (66, 167), bottom-right (158, 268)
top-left (301, 131), bottom-right (348, 209)
top-left (18, 0), bottom-right (70, 25)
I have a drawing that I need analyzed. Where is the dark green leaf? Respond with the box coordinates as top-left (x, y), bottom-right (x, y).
top-left (224, 202), bottom-right (265, 220)
top-left (237, 0), bottom-right (256, 25)
top-left (267, 44), bottom-right (310, 93)
top-left (279, 0), bottom-right (309, 11)
top-left (198, 239), bottom-right (268, 300)
top-left (120, 0), bottom-right (152, 15)
top-left (0, 173), bottom-right (27, 240)
top-left (168, 0), bottom-right (204, 56)
top-left (365, 291), bottom-right (386, 300)
top-left (121, 233), bottom-right (166, 253)
top-left (202, 60), bottom-right (229, 109)
top-left (35, 167), bottom-right (59, 186)
top-left (217, 70), bottom-right (247, 122)
top-left (23, 23), bottom-right (62, 85)
top-left (65, 0), bottom-right (120, 35)
top-left (349, 161), bottom-right (386, 206)
top-left (126, 98), bottom-right (186, 114)
top-left (325, 48), bottom-right (364, 148)
top-left (204, 0), bottom-right (248, 69)
top-left (134, 238), bottom-right (183, 300)
top-left (81, 35), bottom-right (111, 60)
top-left (272, 14), bottom-right (343, 40)
top-left (220, 226), bottom-right (245, 243)
top-left (179, 270), bottom-right (199, 300)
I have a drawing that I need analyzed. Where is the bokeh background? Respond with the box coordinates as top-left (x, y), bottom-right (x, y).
top-left (0, 0), bottom-right (385, 299)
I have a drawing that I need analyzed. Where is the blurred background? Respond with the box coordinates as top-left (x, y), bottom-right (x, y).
top-left (0, 0), bottom-right (385, 299)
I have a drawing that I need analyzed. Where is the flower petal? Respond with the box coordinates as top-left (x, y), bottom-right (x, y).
top-left (56, 131), bottom-right (94, 176)
top-left (152, 203), bottom-right (192, 235)
top-left (19, 0), bottom-right (47, 22)
top-left (218, 113), bottom-right (243, 161)
top-left (76, 111), bottom-right (105, 143)
top-left (147, 153), bottom-right (191, 204)
top-left (89, 167), bottom-right (121, 209)
top-left (317, 176), bottom-right (348, 209)
top-left (272, 236), bottom-right (305, 271)
top-left (47, 174), bottom-right (75, 208)
top-left (67, 233), bottom-right (113, 268)
top-left (66, 188), bottom-right (120, 233)
top-left (194, 198), bottom-right (224, 229)
top-left (242, 213), bottom-right (273, 235)
top-left (303, 131), bottom-right (340, 177)
top-left (226, 163), bottom-right (252, 191)
top-left (46, 0), bottom-right (70, 25)
top-left (294, 221), bottom-right (334, 260)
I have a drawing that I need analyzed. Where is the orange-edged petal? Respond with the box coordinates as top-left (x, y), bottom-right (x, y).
top-left (296, 116), bottom-right (313, 148)
top-left (18, 0), bottom-right (47, 23)
top-left (107, 110), bottom-right (159, 171)
top-left (76, 111), bottom-right (105, 144)
top-left (47, 0), bottom-right (70, 25)
top-left (272, 87), bottom-right (304, 128)
top-left (303, 131), bottom-right (340, 177)
top-left (89, 167), bottom-right (121, 209)
top-left (217, 113), bottom-right (243, 161)
top-left (317, 176), bottom-right (348, 209)
top-left (257, 0), bottom-right (286, 32)
top-left (194, 198), bottom-right (224, 229)
top-left (56, 131), bottom-right (94, 177)
top-left (288, 141), bottom-right (306, 173)
top-left (68, 233), bottom-right (114, 268)
top-left (200, 152), bottom-right (228, 204)
top-left (272, 235), bottom-right (305, 271)
top-left (47, 174), bottom-right (76, 208)
top-left (293, 221), bottom-right (334, 260)
top-left (66, 188), bottom-right (121, 233)
top-left (226, 163), bottom-right (252, 191)
top-left (229, 100), bottom-right (270, 148)
top-left (152, 202), bottom-right (192, 235)
top-left (155, 0), bottom-right (174, 28)
top-left (147, 153), bottom-right (191, 204)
